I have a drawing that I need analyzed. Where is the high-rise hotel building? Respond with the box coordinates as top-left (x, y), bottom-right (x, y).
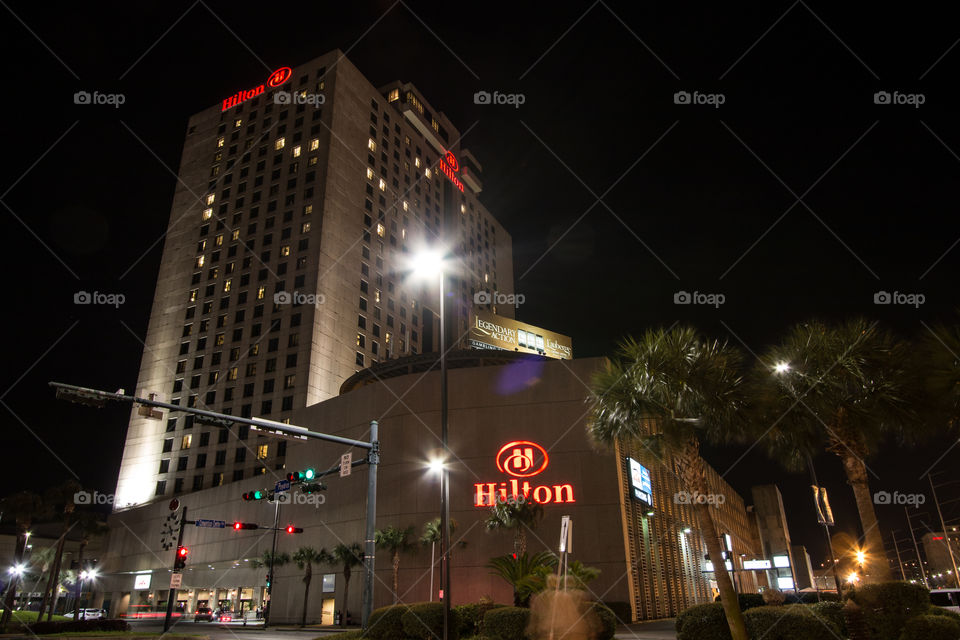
top-left (114, 50), bottom-right (515, 509)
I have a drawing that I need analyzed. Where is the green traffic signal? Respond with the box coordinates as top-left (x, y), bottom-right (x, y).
top-left (304, 468), bottom-right (316, 480)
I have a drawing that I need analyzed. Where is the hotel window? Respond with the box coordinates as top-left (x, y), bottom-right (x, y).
top-left (378, 178), bottom-right (386, 191)
top-left (202, 207), bottom-right (213, 220)
top-left (275, 137), bottom-right (286, 150)
top-left (366, 167), bottom-right (374, 180)
top-left (257, 444), bottom-right (269, 459)
top-left (309, 138), bottom-right (319, 151)
top-left (425, 167), bottom-right (432, 179)
top-left (293, 145), bottom-right (301, 158)
top-left (217, 137), bottom-right (225, 148)
top-left (195, 255), bottom-right (205, 268)
top-left (223, 279), bottom-right (232, 293)
top-left (388, 88), bottom-right (399, 102)
top-left (368, 138), bottom-right (376, 152)
top-left (402, 201), bottom-right (408, 211)
top-left (415, 158), bottom-right (421, 168)
top-left (356, 352), bottom-right (364, 366)
top-left (257, 285), bottom-right (265, 299)
top-left (284, 374), bottom-right (296, 389)
top-left (376, 223), bottom-right (385, 237)
top-left (155, 480), bottom-right (167, 496)
top-left (227, 367), bottom-right (238, 380)
top-left (206, 194), bottom-right (216, 205)
top-left (235, 448), bottom-right (246, 463)
top-left (280, 245), bottom-right (290, 256)
top-left (181, 434), bottom-right (192, 450)
top-left (234, 118), bottom-right (242, 128)
top-left (357, 333), bottom-right (365, 348)
top-left (231, 229), bottom-right (240, 240)
top-left (159, 459), bottom-right (170, 473)
top-left (301, 222), bottom-right (311, 233)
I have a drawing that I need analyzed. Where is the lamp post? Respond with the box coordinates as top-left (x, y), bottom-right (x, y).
top-left (410, 249), bottom-right (451, 640)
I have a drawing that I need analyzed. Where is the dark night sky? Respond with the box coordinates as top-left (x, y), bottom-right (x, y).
top-left (2, 1), bottom-right (960, 567)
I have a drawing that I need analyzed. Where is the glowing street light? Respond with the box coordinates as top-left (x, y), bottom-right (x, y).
top-left (855, 549), bottom-right (866, 567)
top-left (847, 572), bottom-right (860, 584)
top-left (8, 564), bottom-right (25, 576)
top-left (773, 362), bottom-right (791, 374)
top-left (427, 458), bottom-right (446, 474)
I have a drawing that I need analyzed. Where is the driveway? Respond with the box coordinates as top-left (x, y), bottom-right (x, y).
top-left (616, 619), bottom-right (677, 640)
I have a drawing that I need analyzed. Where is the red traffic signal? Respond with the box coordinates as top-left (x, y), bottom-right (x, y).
top-left (233, 522), bottom-right (259, 530)
top-left (174, 545), bottom-right (188, 569)
top-left (285, 525), bottom-right (303, 534)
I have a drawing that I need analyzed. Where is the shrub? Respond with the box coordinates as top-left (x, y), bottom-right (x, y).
top-left (743, 604), bottom-right (840, 640)
top-left (401, 603), bottom-right (461, 640)
top-left (455, 603), bottom-right (505, 637)
top-left (809, 601), bottom-right (848, 637)
top-left (675, 603), bottom-right (731, 640)
top-left (28, 618), bottom-right (130, 634)
top-left (366, 604), bottom-right (410, 640)
top-left (591, 602), bottom-right (617, 640)
top-left (852, 581), bottom-right (933, 640)
top-left (483, 606), bottom-right (530, 640)
top-left (898, 614), bottom-right (960, 640)
top-left (762, 589), bottom-right (786, 606)
top-left (603, 601), bottom-right (632, 623)
top-left (929, 607), bottom-right (960, 624)
top-left (714, 593), bottom-right (765, 611)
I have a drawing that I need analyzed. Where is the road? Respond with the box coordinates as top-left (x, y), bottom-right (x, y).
top-left (616, 619), bottom-right (677, 639)
top-left (126, 619), bottom-right (347, 640)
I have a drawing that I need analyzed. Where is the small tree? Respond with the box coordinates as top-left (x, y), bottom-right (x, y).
top-left (292, 547), bottom-right (332, 626)
top-left (332, 542), bottom-right (364, 627)
top-left (487, 551), bottom-right (557, 606)
top-left (375, 525), bottom-right (416, 603)
top-left (0, 491), bottom-right (46, 629)
top-left (485, 495), bottom-right (543, 555)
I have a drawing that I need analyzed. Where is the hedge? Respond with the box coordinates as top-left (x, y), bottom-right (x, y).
top-left (454, 603), bottom-right (504, 638)
top-left (366, 604), bottom-right (410, 640)
top-left (676, 603), bottom-right (731, 640)
top-left (483, 606), bottom-right (530, 640)
top-left (929, 607), bottom-right (960, 624)
top-left (401, 603), bottom-right (461, 640)
top-left (28, 618), bottom-right (130, 634)
top-left (603, 601), bottom-right (632, 623)
top-left (852, 581), bottom-right (932, 640)
top-left (714, 593), bottom-right (765, 611)
top-left (592, 602), bottom-right (617, 640)
top-left (808, 600), bottom-right (847, 637)
top-left (743, 604), bottom-right (841, 640)
top-left (898, 614), bottom-right (960, 640)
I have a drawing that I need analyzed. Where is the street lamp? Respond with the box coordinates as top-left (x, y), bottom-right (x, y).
top-left (773, 361), bottom-right (791, 374)
top-left (77, 568), bottom-right (100, 620)
top-left (409, 247), bottom-right (452, 640)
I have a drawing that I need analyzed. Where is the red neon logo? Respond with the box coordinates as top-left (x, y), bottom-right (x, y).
top-left (222, 67), bottom-right (291, 112)
top-left (496, 441), bottom-right (549, 478)
top-left (438, 150), bottom-right (464, 192)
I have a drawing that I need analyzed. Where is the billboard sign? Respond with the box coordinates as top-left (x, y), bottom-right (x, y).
top-left (469, 309), bottom-right (572, 360)
top-left (627, 458), bottom-right (653, 506)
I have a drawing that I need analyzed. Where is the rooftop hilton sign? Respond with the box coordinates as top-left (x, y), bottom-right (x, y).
top-left (221, 67), bottom-right (292, 111)
top-left (439, 150), bottom-right (464, 192)
top-left (474, 440), bottom-right (576, 507)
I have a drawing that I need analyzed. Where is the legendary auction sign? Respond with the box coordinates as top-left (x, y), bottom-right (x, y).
top-left (474, 440), bottom-right (576, 507)
top-left (469, 309), bottom-right (573, 360)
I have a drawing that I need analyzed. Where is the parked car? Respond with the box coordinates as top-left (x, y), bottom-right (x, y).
top-left (63, 608), bottom-right (108, 620)
top-left (194, 607), bottom-right (214, 622)
top-left (211, 608), bottom-right (233, 622)
top-left (931, 588), bottom-right (960, 613)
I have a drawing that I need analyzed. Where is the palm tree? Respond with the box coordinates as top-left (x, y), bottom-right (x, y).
top-left (587, 327), bottom-right (749, 640)
top-left (252, 550), bottom-right (290, 624)
top-left (485, 495), bottom-right (543, 555)
top-left (332, 543), bottom-right (364, 627)
top-left (375, 526), bottom-right (416, 603)
top-left (71, 513), bottom-right (109, 620)
top-left (750, 319), bottom-right (919, 582)
top-left (487, 551), bottom-right (558, 606)
top-left (519, 559), bottom-right (600, 596)
top-left (291, 547), bottom-right (331, 626)
top-left (421, 518), bottom-right (464, 602)
top-left (0, 490), bottom-right (45, 629)
top-left (37, 480), bottom-right (81, 622)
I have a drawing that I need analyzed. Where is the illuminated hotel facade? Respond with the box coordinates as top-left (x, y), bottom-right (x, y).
top-left (113, 49), bottom-right (516, 509)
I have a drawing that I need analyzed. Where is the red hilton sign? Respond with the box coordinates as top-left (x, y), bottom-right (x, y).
top-left (439, 151), bottom-right (464, 192)
top-left (473, 440), bottom-right (575, 507)
top-left (221, 67), bottom-right (292, 112)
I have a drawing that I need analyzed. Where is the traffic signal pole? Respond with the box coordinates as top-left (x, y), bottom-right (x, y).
top-left (163, 507), bottom-right (187, 633)
top-left (362, 420), bottom-right (379, 630)
top-left (264, 499), bottom-right (280, 627)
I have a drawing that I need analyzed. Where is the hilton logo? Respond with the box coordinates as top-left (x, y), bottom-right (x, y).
top-left (222, 67), bottom-right (292, 111)
top-left (474, 440), bottom-right (575, 507)
top-left (438, 150), bottom-right (464, 193)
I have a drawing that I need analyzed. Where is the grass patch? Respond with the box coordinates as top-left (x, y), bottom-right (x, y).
top-left (1, 610), bottom-right (73, 623)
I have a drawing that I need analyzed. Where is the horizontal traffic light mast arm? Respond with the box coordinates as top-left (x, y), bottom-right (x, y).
top-left (50, 382), bottom-right (374, 450)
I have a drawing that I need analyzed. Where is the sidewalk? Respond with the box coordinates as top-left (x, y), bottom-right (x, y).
top-left (616, 619), bottom-right (677, 640)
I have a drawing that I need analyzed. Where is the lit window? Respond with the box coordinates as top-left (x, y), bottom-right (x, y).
top-left (366, 167), bottom-right (374, 180)
top-left (224, 279), bottom-right (232, 292)
top-left (375, 289), bottom-right (381, 303)
top-left (368, 138), bottom-right (376, 152)
top-left (217, 137), bottom-right (225, 148)
top-left (227, 367), bottom-right (238, 380)
top-left (181, 435), bottom-right (192, 449)
top-left (275, 137), bottom-right (285, 150)
top-left (484, 273), bottom-right (489, 283)
top-left (280, 245), bottom-right (290, 256)
top-left (402, 201), bottom-right (409, 211)
top-left (234, 119), bottom-right (242, 128)
top-left (206, 194), bottom-right (216, 205)
top-left (401, 228), bottom-right (406, 239)
top-left (202, 208), bottom-right (213, 220)
top-left (215, 233), bottom-right (223, 246)
top-left (376, 223), bottom-right (385, 237)
top-left (415, 158), bottom-right (421, 168)
top-left (304, 204), bottom-right (313, 215)
top-left (293, 145), bottom-right (301, 158)
top-left (231, 229), bottom-right (240, 240)
top-left (308, 156), bottom-right (317, 166)
top-left (257, 286), bottom-right (265, 300)
top-left (378, 178), bottom-right (386, 191)
top-left (310, 138), bottom-right (319, 151)
top-left (388, 89), bottom-right (399, 102)
top-left (257, 444), bottom-right (269, 459)
top-left (189, 289), bottom-right (199, 302)
top-left (461, 204), bottom-right (466, 213)
top-left (357, 333), bottom-right (365, 347)
top-left (425, 168), bottom-right (432, 179)
top-left (385, 332), bottom-right (391, 344)
top-left (301, 222), bottom-right (311, 233)
top-left (195, 256), bottom-right (205, 268)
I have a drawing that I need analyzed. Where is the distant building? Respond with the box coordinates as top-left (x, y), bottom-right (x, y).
top-left (791, 545), bottom-right (815, 590)
top-left (923, 530), bottom-right (960, 576)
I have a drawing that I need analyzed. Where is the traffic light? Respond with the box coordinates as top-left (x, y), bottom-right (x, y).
top-left (174, 546), bottom-right (188, 569)
top-left (287, 468), bottom-right (317, 483)
top-left (265, 574), bottom-right (271, 589)
top-left (242, 489), bottom-right (268, 501)
top-left (233, 522), bottom-right (259, 530)
top-left (285, 525), bottom-right (303, 534)
top-left (300, 482), bottom-right (326, 494)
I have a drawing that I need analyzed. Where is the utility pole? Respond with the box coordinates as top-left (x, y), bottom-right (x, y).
top-left (905, 508), bottom-right (930, 589)
top-left (807, 455), bottom-right (841, 593)
top-left (929, 473), bottom-right (960, 589)
top-left (891, 531), bottom-right (907, 581)
top-left (263, 499), bottom-right (280, 626)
